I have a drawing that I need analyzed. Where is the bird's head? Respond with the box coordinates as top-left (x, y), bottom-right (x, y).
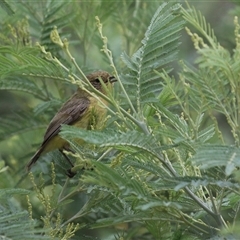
top-left (87, 71), bottom-right (116, 93)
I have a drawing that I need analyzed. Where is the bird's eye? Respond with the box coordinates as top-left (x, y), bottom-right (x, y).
top-left (95, 78), bottom-right (100, 82)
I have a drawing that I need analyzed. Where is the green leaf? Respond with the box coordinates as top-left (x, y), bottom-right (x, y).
top-left (121, 2), bottom-right (185, 110)
top-left (0, 46), bottom-right (67, 81)
top-left (0, 76), bottom-right (46, 99)
top-left (137, 201), bottom-right (182, 211)
top-left (60, 125), bottom-right (165, 158)
top-left (33, 99), bottom-right (62, 116)
top-left (0, 111), bottom-right (45, 141)
top-left (0, 210), bottom-right (52, 239)
top-left (192, 145), bottom-right (240, 175)
top-left (181, 2), bottom-right (218, 48)
top-left (0, 188), bottom-right (30, 199)
top-left (172, 176), bottom-right (240, 191)
top-left (0, 189), bottom-right (52, 239)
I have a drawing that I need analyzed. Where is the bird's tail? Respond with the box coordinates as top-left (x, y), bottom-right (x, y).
top-left (26, 147), bottom-right (44, 171)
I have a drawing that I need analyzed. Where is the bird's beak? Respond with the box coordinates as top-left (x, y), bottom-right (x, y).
top-left (109, 76), bottom-right (117, 83)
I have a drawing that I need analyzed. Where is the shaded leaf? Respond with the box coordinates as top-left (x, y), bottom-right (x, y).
top-left (192, 145), bottom-right (240, 175)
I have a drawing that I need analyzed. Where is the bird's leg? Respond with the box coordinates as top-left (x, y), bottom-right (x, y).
top-left (59, 149), bottom-right (76, 178)
top-left (59, 149), bottom-right (74, 167)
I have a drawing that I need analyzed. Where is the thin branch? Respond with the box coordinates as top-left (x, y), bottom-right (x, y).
top-left (209, 189), bottom-right (228, 229)
top-left (95, 16), bottom-right (138, 118)
top-left (154, 151), bottom-right (225, 227)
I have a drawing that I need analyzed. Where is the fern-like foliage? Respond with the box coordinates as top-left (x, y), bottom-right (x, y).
top-left (113, 1), bottom-right (159, 56)
top-left (181, 3), bottom-right (240, 146)
top-left (60, 125), bottom-right (163, 156)
top-left (121, 2), bottom-right (185, 114)
top-left (2, 1), bottom-right (240, 239)
top-left (0, 210), bottom-right (50, 239)
top-left (18, 1), bottom-right (72, 52)
top-left (192, 145), bottom-right (240, 175)
top-left (0, 42), bottom-right (71, 138)
top-left (181, 2), bottom-right (218, 48)
top-left (0, 188), bottom-right (52, 240)
top-left (0, 46), bottom-right (67, 82)
top-left (0, 111), bottom-right (46, 141)
top-left (80, 158), bottom-right (222, 239)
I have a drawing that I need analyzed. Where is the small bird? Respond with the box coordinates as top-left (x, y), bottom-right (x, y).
top-left (26, 71), bottom-right (116, 177)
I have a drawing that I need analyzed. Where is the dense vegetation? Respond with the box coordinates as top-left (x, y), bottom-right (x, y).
top-left (0, 1), bottom-right (240, 239)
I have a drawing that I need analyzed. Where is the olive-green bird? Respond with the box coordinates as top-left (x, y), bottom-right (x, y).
top-left (26, 71), bottom-right (116, 177)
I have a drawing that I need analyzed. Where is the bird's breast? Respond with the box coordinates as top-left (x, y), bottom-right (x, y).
top-left (73, 96), bottom-right (108, 130)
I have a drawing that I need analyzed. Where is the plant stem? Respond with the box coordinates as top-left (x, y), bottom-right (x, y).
top-left (57, 177), bottom-right (70, 203)
top-left (95, 16), bottom-right (138, 118)
top-left (156, 153), bottom-right (226, 227)
top-left (209, 189), bottom-right (228, 228)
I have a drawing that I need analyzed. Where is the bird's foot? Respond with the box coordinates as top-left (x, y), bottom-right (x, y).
top-left (66, 168), bottom-right (76, 178)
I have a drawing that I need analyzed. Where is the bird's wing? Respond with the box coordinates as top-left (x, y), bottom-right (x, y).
top-left (41, 95), bottom-right (90, 146)
top-left (26, 96), bottom-right (90, 171)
